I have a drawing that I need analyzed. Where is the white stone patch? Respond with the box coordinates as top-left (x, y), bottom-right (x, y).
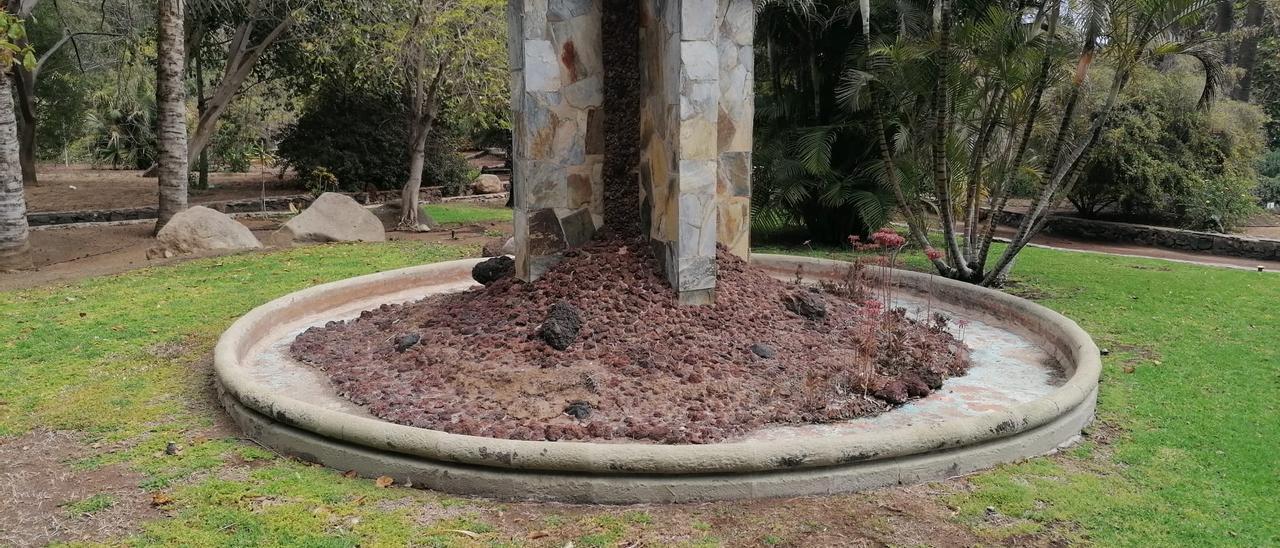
top-left (523, 40), bottom-right (562, 91)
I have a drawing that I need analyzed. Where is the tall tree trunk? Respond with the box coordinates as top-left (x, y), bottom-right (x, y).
top-left (399, 57), bottom-right (448, 230)
top-left (194, 53), bottom-right (209, 190)
top-left (400, 129), bottom-right (430, 229)
top-left (929, 0), bottom-right (971, 279)
top-left (154, 0), bottom-right (188, 232)
top-left (1233, 0), bottom-right (1264, 101)
top-left (6, 0), bottom-right (36, 186)
top-left (0, 73), bottom-right (31, 270)
top-left (1216, 0), bottom-right (1235, 65)
top-left (12, 67), bottom-right (36, 186)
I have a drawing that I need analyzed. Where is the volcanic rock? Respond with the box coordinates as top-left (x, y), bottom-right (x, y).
top-left (538, 301), bottom-right (582, 350)
top-left (393, 333), bottom-right (421, 353)
top-left (564, 401), bottom-right (592, 420)
top-left (750, 343), bottom-right (776, 359)
top-left (472, 256), bottom-right (514, 285)
top-left (783, 290), bottom-right (827, 321)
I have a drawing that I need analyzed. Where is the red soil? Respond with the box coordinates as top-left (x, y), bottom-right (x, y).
top-left (291, 238), bottom-right (970, 444)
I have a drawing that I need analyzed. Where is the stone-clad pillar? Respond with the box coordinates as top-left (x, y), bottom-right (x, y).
top-left (715, 0), bottom-right (753, 260)
top-left (508, 0), bottom-right (605, 281)
top-left (510, 0), bottom-right (753, 303)
top-left (639, 0), bottom-right (752, 304)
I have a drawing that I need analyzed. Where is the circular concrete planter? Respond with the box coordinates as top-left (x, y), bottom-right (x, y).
top-left (214, 254), bottom-right (1100, 503)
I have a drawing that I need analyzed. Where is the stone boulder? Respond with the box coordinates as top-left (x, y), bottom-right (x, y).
top-left (268, 193), bottom-right (385, 245)
top-left (471, 174), bottom-right (505, 195)
top-left (154, 206), bottom-right (262, 255)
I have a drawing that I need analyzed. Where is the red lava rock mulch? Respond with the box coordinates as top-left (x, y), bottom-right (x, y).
top-left (290, 238), bottom-right (971, 444)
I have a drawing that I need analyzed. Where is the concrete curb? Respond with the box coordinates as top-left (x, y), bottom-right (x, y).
top-left (214, 255), bottom-right (1100, 502)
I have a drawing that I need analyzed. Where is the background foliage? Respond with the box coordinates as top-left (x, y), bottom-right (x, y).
top-left (1071, 63), bottom-right (1266, 229)
top-left (275, 87), bottom-right (472, 194)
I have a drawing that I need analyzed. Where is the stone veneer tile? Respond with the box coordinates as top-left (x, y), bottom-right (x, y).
top-left (513, 0), bottom-right (753, 293)
top-left (523, 40), bottom-right (561, 91)
top-left (681, 0), bottom-right (719, 41)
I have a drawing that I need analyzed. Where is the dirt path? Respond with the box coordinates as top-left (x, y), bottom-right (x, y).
top-left (26, 164), bottom-right (302, 213)
top-left (0, 218), bottom-right (504, 293)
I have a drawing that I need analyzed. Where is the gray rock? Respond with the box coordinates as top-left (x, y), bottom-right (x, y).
top-left (563, 400), bottom-right (592, 420)
top-left (393, 333), bottom-right (421, 353)
top-left (472, 256), bottom-right (515, 285)
top-left (155, 206), bottom-right (262, 255)
top-left (750, 343), bottom-right (776, 359)
top-left (783, 291), bottom-right (827, 321)
top-left (269, 193), bottom-right (386, 245)
top-left (538, 301), bottom-right (582, 350)
top-left (471, 174), bottom-right (505, 195)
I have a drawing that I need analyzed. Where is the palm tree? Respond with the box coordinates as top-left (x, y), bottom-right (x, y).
top-left (0, 11), bottom-right (34, 271)
top-left (752, 0), bottom-right (894, 244)
top-left (850, 0), bottom-right (1221, 285)
top-left (154, 0), bottom-right (188, 232)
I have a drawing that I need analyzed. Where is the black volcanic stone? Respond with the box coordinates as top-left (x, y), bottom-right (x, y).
top-left (393, 333), bottom-right (421, 353)
top-left (783, 291), bottom-right (827, 321)
top-left (472, 256), bottom-right (515, 285)
top-left (564, 400), bottom-right (592, 420)
top-left (750, 343), bottom-right (776, 359)
top-left (538, 301), bottom-right (582, 350)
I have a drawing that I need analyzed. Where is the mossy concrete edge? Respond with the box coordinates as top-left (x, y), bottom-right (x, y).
top-left (214, 254), bottom-right (1101, 502)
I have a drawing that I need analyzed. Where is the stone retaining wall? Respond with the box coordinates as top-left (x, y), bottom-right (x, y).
top-left (27, 195), bottom-right (315, 227)
top-left (995, 210), bottom-right (1280, 261)
top-left (26, 187), bottom-right (473, 227)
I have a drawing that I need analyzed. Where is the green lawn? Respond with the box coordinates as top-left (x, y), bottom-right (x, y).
top-left (423, 203), bottom-right (512, 225)
top-left (1, 240), bottom-right (1276, 546)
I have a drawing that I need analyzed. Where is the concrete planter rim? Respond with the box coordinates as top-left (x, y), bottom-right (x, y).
top-left (214, 254), bottom-right (1101, 476)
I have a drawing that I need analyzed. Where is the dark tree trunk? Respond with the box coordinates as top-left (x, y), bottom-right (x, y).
top-left (1233, 0), bottom-right (1264, 101)
top-left (1217, 0), bottom-right (1235, 65)
top-left (12, 53), bottom-right (36, 186)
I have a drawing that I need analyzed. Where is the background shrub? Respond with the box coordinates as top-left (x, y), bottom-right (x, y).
top-left (1071, 64), bottom-right (1265, 230)
top-left (277, 86), bottom-right (473, 194)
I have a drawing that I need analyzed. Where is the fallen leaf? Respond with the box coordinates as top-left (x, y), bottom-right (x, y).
top-left (375, 475), bottom-right (394, 488)
top-left (527, 531), bottom-right (550, 540)
top-left (446, 529), bottom-right (480, 538)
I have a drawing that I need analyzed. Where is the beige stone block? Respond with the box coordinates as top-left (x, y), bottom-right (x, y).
top-left (681, 40), bottom-right (718, 82)
top-left (678, 118), bottom-right (718, 161)
top-left (717, 195), bottom-right (751, 259)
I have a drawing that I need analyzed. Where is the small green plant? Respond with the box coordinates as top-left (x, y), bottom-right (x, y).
top-left (65, 494), bottom-right (115, 516)
top-left (304, 167), bottom-right (339, 196)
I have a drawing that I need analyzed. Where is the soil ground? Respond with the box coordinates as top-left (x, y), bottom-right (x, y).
top-left (25, 164), bottom-right (303, 213)
top-left (0, 431), bottom-right (161, 547)
top-left (0, 216), bottom-right (506, 292)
